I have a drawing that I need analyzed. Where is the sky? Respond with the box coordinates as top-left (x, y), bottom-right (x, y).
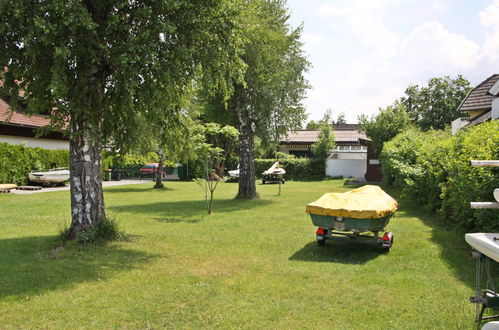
top-left (285, 0), bottom-right (499, 124)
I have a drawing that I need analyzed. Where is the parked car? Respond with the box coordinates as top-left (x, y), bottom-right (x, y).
top-left (139, 163), bottom-right (165, 179)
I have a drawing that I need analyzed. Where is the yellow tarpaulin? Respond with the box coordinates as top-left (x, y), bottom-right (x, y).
top-left (305, 185), bottom-right (398, 219)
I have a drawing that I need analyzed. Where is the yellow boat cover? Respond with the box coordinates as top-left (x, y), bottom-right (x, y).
top-left (305, 185), bottom-right (397, 219)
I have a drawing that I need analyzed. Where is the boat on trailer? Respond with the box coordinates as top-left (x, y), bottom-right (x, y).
top-left (306, 185), bottom-right (398, 251)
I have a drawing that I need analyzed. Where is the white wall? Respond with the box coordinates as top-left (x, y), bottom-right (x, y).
top-left (492, 98), bottom-right (499, 120)
top-left (0, 135), bottom-right (69, 150)
top-left (326, 158), bottom-right (367, 179)
top-left (451, 117), bottom-right (470, 135)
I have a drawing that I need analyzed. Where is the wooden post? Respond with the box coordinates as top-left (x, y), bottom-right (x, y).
top-left (470, 160), bottom-right (499, 167)
top-left (469, 159), bottom-right (499, 209)
top-left (470, 202), bottom-right (499, 209)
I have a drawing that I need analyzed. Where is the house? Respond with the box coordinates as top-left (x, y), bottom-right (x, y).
top-left (0, 97), bottom-right (69, 150)
top-left (452, 74), bottom-right (499, 134)
top-left (279, 124), bottom-right (372, 179)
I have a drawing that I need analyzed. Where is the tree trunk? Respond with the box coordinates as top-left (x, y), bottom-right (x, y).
top-left (154, 148), bottom-right (165, 188)
top-left (208, 190), bottom-right (214, 215)
top-left (68, 119), bottom-right (105, 237)
top-left (237, 109), bottom-right (257, 199)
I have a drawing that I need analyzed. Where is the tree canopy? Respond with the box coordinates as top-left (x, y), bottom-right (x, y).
top-left (305, 120), bottom-right (320, 130)
top-left (1, 0), bottom-right (242, 145)
top-left (359, 75), bottom-right (471, 154)
top-left (400, 75), bottom-right (471, 130)
top-left (358, 102), bottom-right (412, 153)
top-left (311, 112), bottom-right (335, 162)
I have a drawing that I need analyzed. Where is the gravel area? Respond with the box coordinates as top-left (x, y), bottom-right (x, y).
top-left (10, 179), bottom-right (148, 195)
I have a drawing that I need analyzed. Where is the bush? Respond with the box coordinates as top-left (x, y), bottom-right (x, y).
top-left (0, 143), bottom-right (69, 185)
top-left (381, 128), bottom-right (452, 211)
top-left (255, 158), bottom-right (325, 181)
top-left (101, 151), bottom-right (159, 178)
top-left (440, 121), bottom-right (499, 231)
top-left (381, 121), bottom-right (499, 231)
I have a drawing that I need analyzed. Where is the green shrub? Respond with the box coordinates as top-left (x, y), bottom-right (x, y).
top-left (381, 128), bottom-right (452, 211)
top-left (101, 151), bottom-right (159, 178)
top-left (255, 158), bottom-right (325, 181)
top-left (0, 143), bottom-right (69, 185)
top-left (381, 121), bottom-right (499, 231)
top-left (440, 121), bottom-right (499, 231)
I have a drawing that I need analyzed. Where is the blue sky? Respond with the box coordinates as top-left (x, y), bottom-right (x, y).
top-left (285, 0), bottom-right (499, 123)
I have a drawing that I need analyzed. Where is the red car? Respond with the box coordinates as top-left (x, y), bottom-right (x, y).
top-left (139, 163), bottom-right (165, 178)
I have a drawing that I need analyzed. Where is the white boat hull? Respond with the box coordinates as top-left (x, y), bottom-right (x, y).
top-left (262, 161), bottom-right (286, 175)
top-left (228, 169), bottom-right (239, 178)
top-left (29, 170), bottom-right (70, 184)
top-left (465, 233), bottom-right (499, 263)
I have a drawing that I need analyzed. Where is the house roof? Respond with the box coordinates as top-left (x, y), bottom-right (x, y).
top-left (0, 97), bottom-right (53, 129)
top-left (281, 124), bottom-right (367, 144)
top-left (282, 130), bottom-right (319, 143)
top-left (458, 74), bottom-right (499, 112)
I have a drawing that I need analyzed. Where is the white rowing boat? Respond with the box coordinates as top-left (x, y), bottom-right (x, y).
top-left (29, 167), bottom-right (70, 184)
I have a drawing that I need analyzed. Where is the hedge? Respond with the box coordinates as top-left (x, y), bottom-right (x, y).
top-left (254, 158), bottom-right (325, 181)
top-left (0, 143), bottom-right (328, 185)
top-left (381, 121), bottom-right (499, 231)
top-left (0, 145), bottom-right (163, 185)
top-left (0, 142), bottom-right (69, 185)
top-left (102, 151), bottom-right (159, 178)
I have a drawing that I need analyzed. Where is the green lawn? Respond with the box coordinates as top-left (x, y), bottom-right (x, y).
top-left (0, 180), bottom-right (481, 328)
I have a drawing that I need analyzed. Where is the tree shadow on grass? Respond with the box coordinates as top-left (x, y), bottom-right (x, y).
top-left (289, 241), bottom-right (383, 264)
top-left (104, 185), bottom-right (176, 194)
top-left (109, 198), bottom-right (273, 224)
top-left (0, 235), bottom-right (155, 300)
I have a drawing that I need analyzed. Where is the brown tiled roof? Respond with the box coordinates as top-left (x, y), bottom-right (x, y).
top-left (282, 130), bottom-right (319, 143)
top-left (281, 125), bottom-right (367, 144)
top-left (335, 129), bottom-right (367, 142)
top-left (0, 97), bottom-right (53, 129)
top-left (458, 74), bottom-right (499, 112)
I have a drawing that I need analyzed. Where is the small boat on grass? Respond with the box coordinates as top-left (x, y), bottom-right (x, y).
top-left (262, 161), bottom-right (285, 184)
top-left (28, 167), bottom-right (70, 185)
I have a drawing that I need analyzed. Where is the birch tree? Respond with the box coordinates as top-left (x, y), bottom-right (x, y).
top-left (0, 0), bottom-right (242, 237)
top-left (201, 0), bottom-right (309, 199)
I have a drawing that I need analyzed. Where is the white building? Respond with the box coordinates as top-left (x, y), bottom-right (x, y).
top-left (279, 124), bottom-right (369, 179)
top-left (0, 97), bottom-right (69, 150)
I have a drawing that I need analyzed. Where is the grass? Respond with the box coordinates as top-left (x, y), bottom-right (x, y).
top-left (0, 180), bottom-right (484, 328)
